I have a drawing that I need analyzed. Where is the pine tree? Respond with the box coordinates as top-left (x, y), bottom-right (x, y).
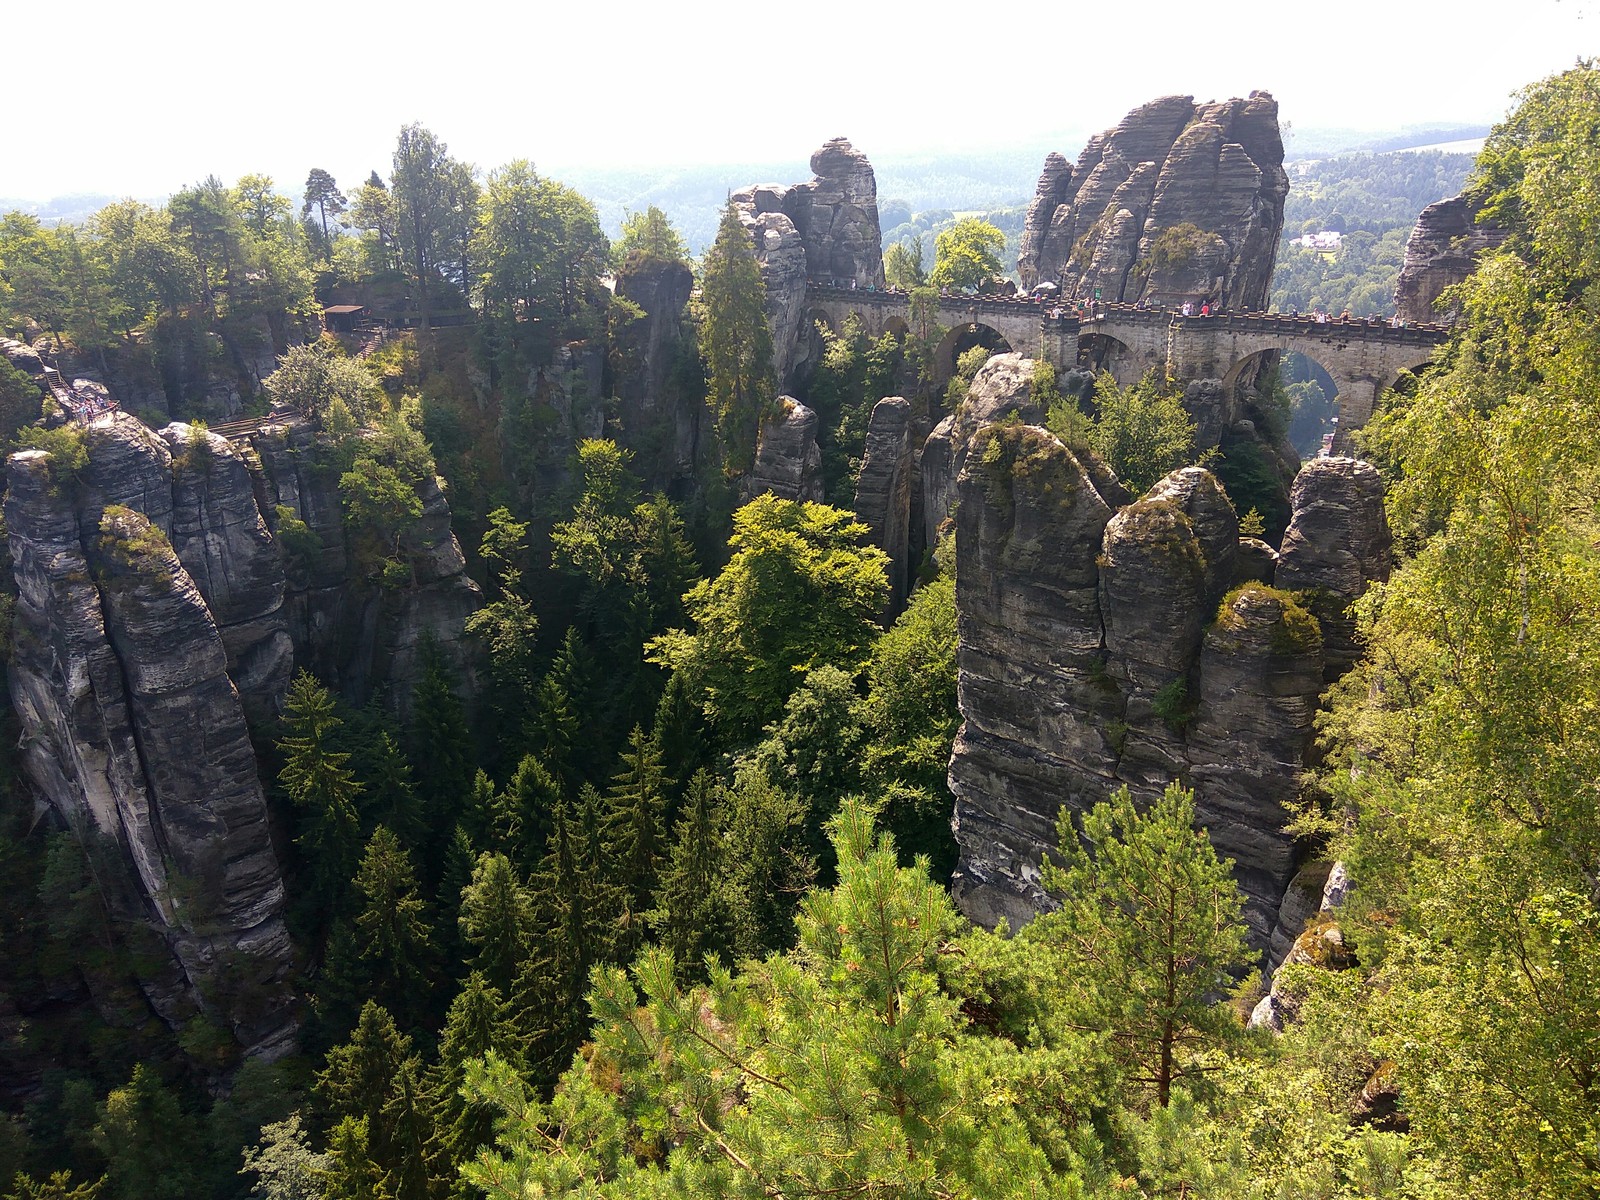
top-left (434, 824), bottom-right (478, 963)
top-left (457, 853), bottom-right (532, 995)
top-left (698, 199), bottom-right (774, 470)
top-left (1026, 782), bottom-right (1254, 1109)
top-left (278, 671), bottom-right (364, 942)
top-left (648, 770), bottom-right (737, 982)
top-left (351, 828), bottom-right (437, 1031)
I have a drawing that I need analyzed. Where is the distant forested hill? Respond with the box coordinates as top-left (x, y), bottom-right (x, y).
top-left (1270, 150), bottom-right (1477, 314)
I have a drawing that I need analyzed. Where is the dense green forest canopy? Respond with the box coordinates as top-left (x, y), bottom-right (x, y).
top-left (0, 70), bottom-right (1594, 1200)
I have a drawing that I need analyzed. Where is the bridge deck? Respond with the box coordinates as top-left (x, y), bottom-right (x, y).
top-left (804, 283), bottom-right (1450, 348)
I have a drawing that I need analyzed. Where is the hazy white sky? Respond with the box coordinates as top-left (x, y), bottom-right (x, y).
top-left (2, 0), bottom-right (1593, 201)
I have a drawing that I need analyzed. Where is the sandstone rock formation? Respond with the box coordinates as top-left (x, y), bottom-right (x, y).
top-left (612, 258), bottom-right (704, 482)
top-left (1017, 92), bottom-right (1289, 311)
top-left (783, 138), bottom-right (886, 290)
top-left (947, 407), bottom-right (1385, 946)
top-left (7, 450), bottom-right (296, 1058)
top-left (920, 354), bottom-right (1044, 550)
top-left (1275, 457), bottom-right (1392, 677)
top-left (745, 398), bottom-right (824, 503)
top-left (733, 138), bottom-right (887, 380)
top-left (251, 416), bottom-right (482, 710)
top-left (852, 397), bottom-right (916, 603)
top-left (5, 407), bottom-right (484, 1056)
top-left (1393, 193), bottom-right (1507, 325)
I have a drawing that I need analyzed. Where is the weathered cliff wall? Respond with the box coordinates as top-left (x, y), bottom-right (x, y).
top-left (733, 138), bottom-right (887, 381)
top-left (1017, 92), bottom-right (1289, 310)
top-left (944, 371), bottom-right (1390, 944)
top-left (5, 408), bottom-right (482, 1057)
top-left (1393, 193), bottom-right (1507, 325)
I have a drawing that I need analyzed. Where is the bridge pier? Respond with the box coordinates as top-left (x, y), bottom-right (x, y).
top-left (1330, 376), bottom-right (1382, 453)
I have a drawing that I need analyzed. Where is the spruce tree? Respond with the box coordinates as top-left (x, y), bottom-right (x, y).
top-left (601, 726), bottom-right (668, 920)
top-left (495, 755), bottom-right (561, 872)
top-left (278, 670), bottom-right (364, 943)
top-left (407, 641), bottom-right (473, 865)
top-left (431, 973), bottom-right (524, 1170)
top-left (351, 827), bottom-right (437, 1031)
top-left (698, 199), bottom-right (774, 470)
top-left (317, 1002), bottom-right (442, 1199)
top-left (361, 732), bottom-right (424, 850)
top-left (649, 770), bottom-right (737, 982)
top-left (457, 853), bottom-right (532, 995)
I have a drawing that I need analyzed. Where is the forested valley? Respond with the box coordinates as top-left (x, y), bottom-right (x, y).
top-left (0, 65), bottom-right (1597, 1200)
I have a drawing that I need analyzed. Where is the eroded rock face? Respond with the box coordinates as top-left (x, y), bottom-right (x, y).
top-left (745, 398), bottom-right (824, 503)
top-left (921, 353), bottom-right (1043, 549)
top-left (6, 407), bottom-right (484, 1058)
top-left (1393, 193), bottom-right (1507, 325)
top-left (612, 258), bottom-right (704, 483)
top-left (730, 195), bottom-right (810, 381)
top-left (948, 423), bottom-right (1117, 930)
top-left (251, 417), bottom-right (482, 713)
top-left (1275, 456), bottom-right (1391, 678)
top-left (853, 397), bottom-right (915, 603)
top-left (734, 138), bottom-right (886, 379)
top-left (6, 455), bottom-right (296, 1059)
top-left (950, 437), bottom-right (1363, 945)
top-left (1016, 92), bottom-right (1288, 311)
top-left (782, 138), bottom-right (886, 290)
top-left (160, 423), bottom-right (294, 720)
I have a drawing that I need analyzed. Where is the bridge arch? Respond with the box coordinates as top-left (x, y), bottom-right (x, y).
top-left (1077, 331), bottom-right (1135, 380)
top-left (935, 321), bottom-right (1014, 384)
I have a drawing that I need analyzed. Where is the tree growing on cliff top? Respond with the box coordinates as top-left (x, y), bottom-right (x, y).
top-left (696, 200), bottom-right (774, 472)
top-left (615, 205), bottom-right (688, 267)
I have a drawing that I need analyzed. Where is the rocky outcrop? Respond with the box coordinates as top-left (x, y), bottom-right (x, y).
top-left (160, 423), bottom-right (294, 719)
top-left (7, 450), bottom-right (296, 1059)
top-left (1016, 92), bottom-right (1288, 311)
top-left (1393, 193), bottom-right (1507, 325)
top-left (251, 417), bottom-right (482, 711)
top-left (729, 195), bottom-right (810, 381)
top-left (5, 406), bottom-right (484, 1058)
top-left (745, 398), bottom-right (824, 503)
top-left (948, 413), bottom-right (1383, 945)
top-left (734, 138), bottom-right (886, 380)
top-left (1275, 457), bottom-right (1391, 678)
top-left (612, 258), bottom-right (704, 484)
top-left (782, 138), bottom-right (885, 290)
top-left (948, 423), bottom-right (1118, 931)
top-left (853, 397), bottom-right (915, 603)
top-left (921, 354), bottom-right (1043, 549)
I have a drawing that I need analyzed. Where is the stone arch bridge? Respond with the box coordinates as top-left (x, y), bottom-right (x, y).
top-left (804, 284), bottom-right (1449, 446)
